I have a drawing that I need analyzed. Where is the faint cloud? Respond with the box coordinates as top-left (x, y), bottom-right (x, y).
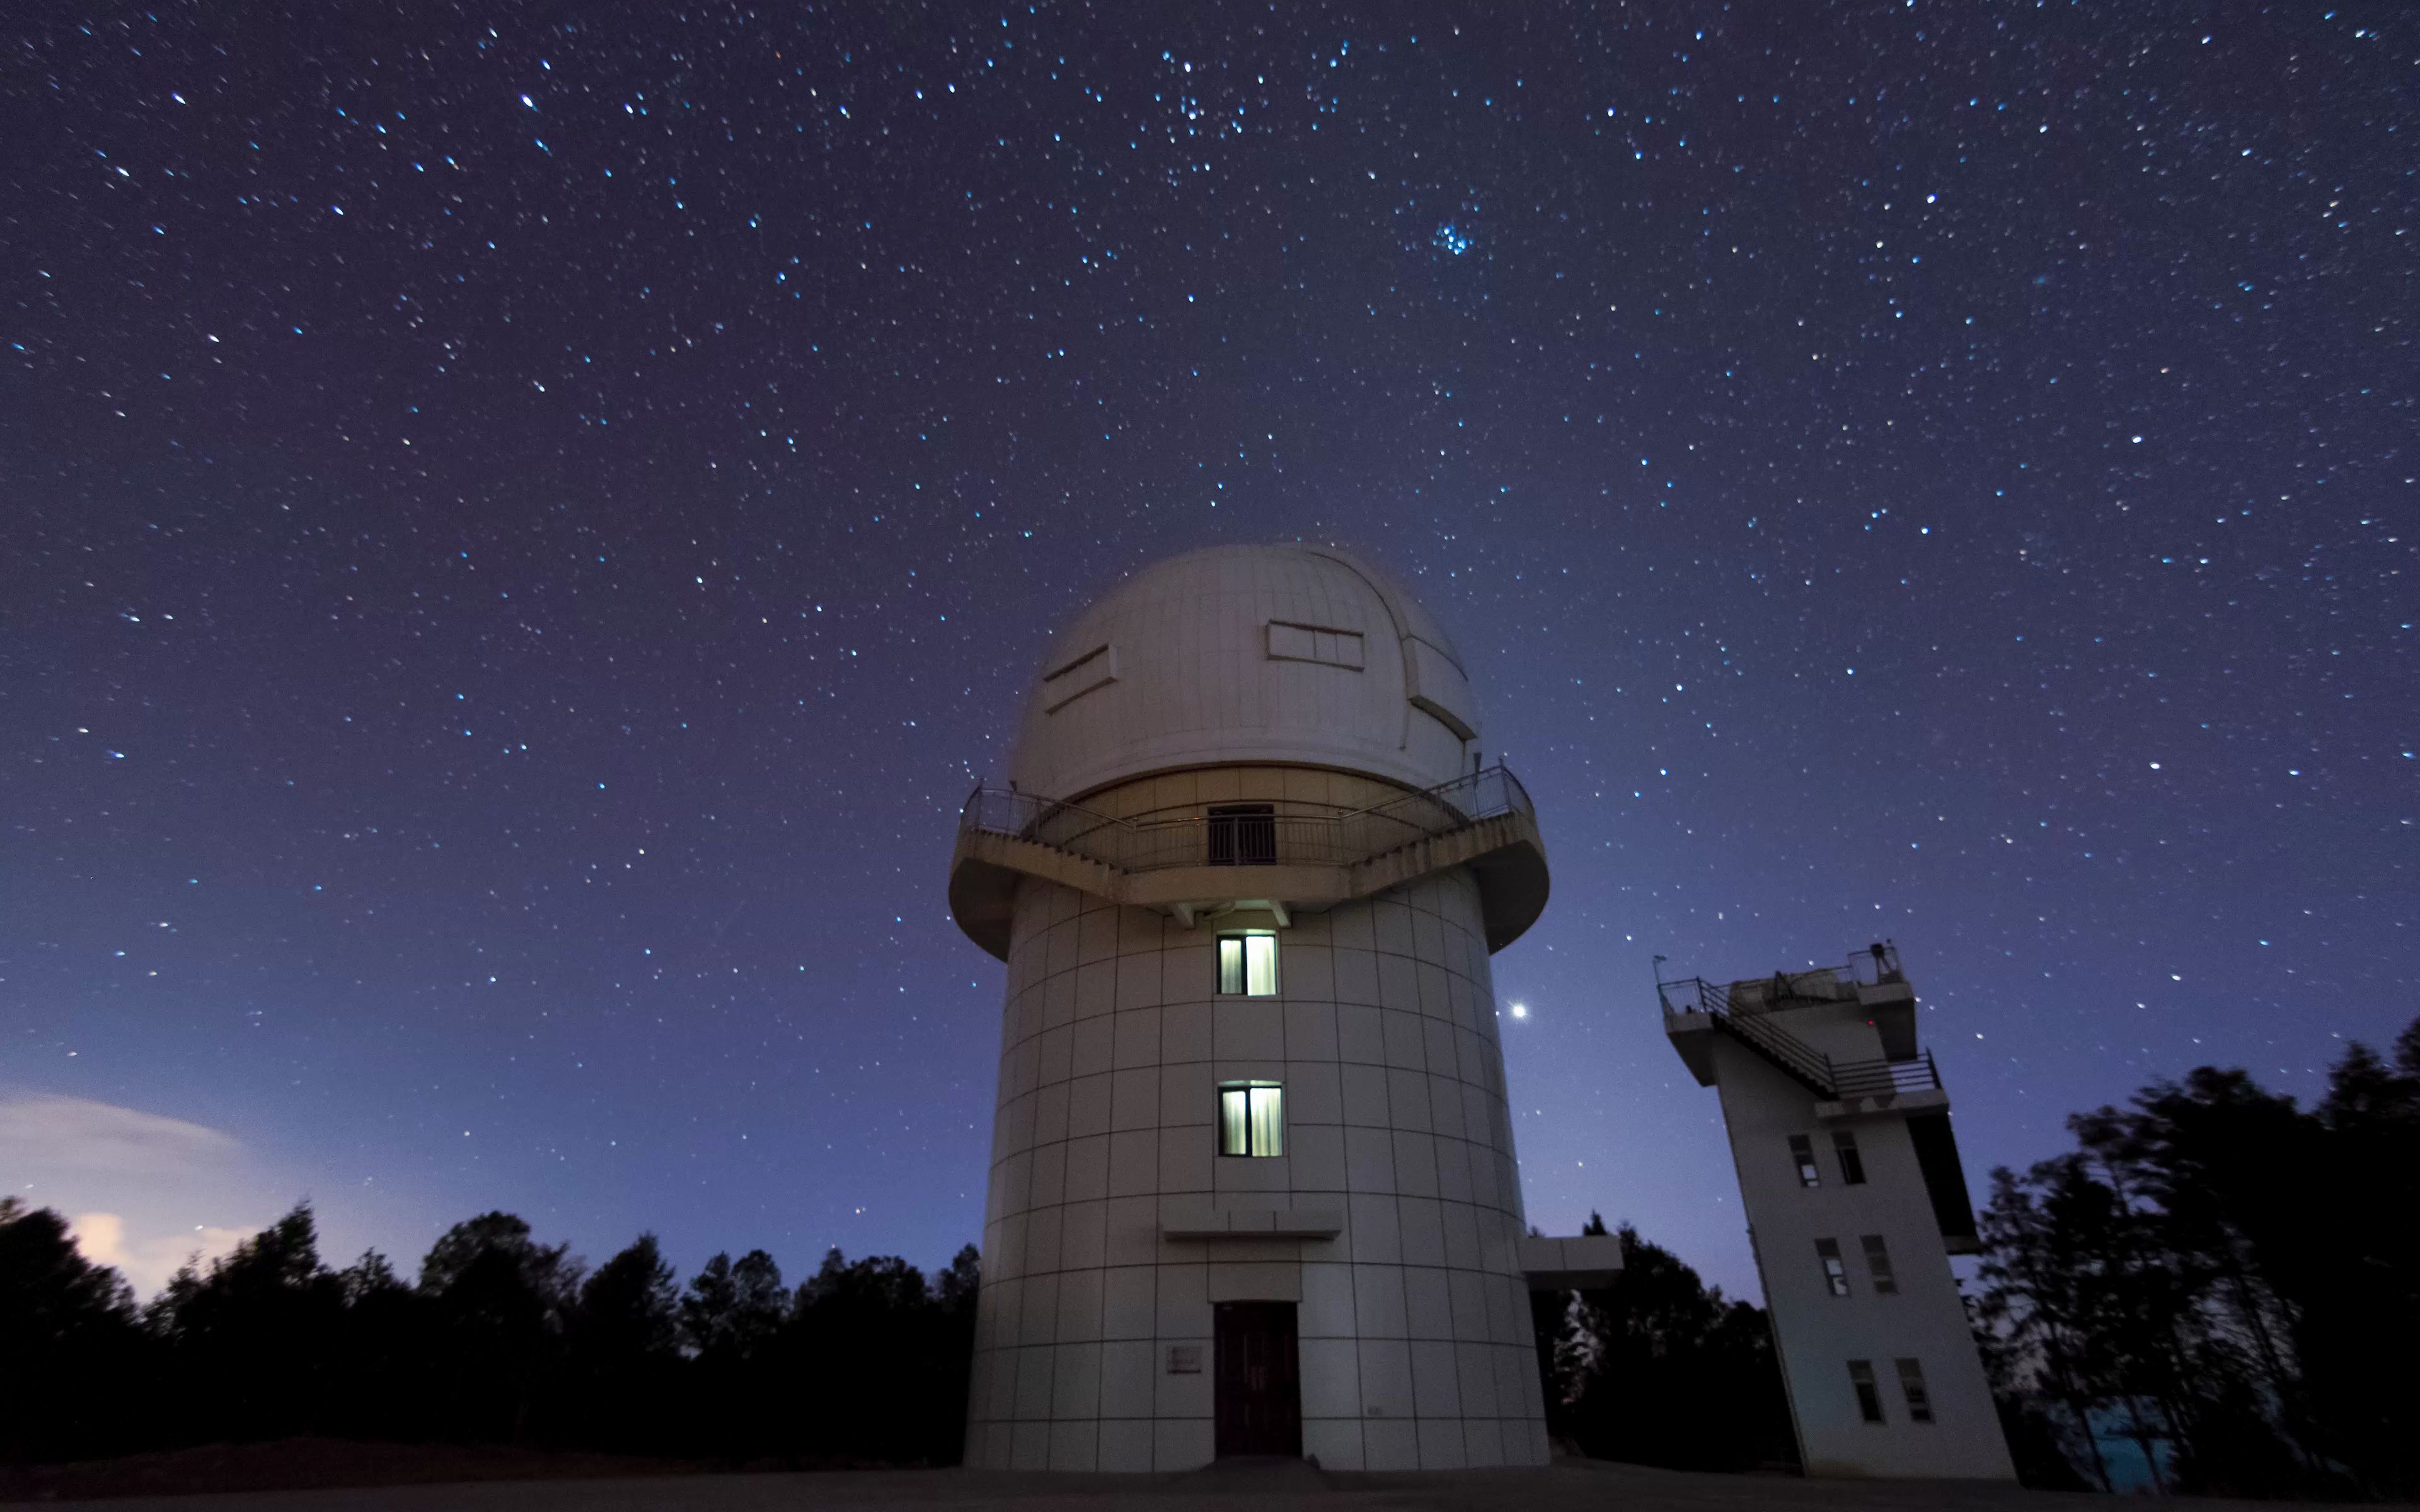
top-left (67, 1211), bottom-right (257, 1296)
top-left (66, 1209), bottom-right (127, 1261)
top-left (3, 1093), bottom-right (256, 1297)
top-left (0, 1093), bottom-right (241, 1174)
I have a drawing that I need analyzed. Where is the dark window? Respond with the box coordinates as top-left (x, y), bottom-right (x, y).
top-left (1206, 803), bottom-right (1277, 866)
top-left (1896, 1358), bottom-right (1933, 1424)
top-left (1849, 1360), bottom-right (1886, 1424)
top-left (1862, 1234), bottom-right (1898, 1294)
top-left (1834, 1128), bottom-right (1868, 1185)
top-left (1789, 1134), bottom-right (1822, 1188)
top-left (1815, 1238), bottom-right (1852, 1297)
top-left (1216, 933), bottom-right (1278, 997)
top-left (1218, 1083), bottom-right (1284, 1157)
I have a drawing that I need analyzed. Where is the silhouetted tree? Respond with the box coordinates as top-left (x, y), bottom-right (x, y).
top-left (144, 1201), bottom-right (345, 1445)
top-left (563, 1234), bottom-right (678, 1450)
top-left (681, 1249), bottom-right (786, 1362)
top-left (928, 1244), bottom-right (981, 1462)
top-left (575, 1234), bottom-right (678, 1361)
top-left (1978, 1014), bottom-right (2420, 1498)
top-left (1976, 1159), bottom-right (2119, 1490)
top-left (2296, 1024), bottom-right (2420, 1496)
top-left (0, 1200), bottom-right (146, 1462)
top-left (677, 1248), bottom-right (788, 1458)
top-left (933, 1245), bottom-right (981, 1319)
top-left (778, 1249), bottom-right (967, 1464)
top-left (1553, 1216), bottom-right (1794, 1472)
top-left (325, 1249), bottom-right (432, 1443)
top-left (418, 1211), bottom-right (579, 1443)
top-left (5, 1201), bottom-right (1000, 1469)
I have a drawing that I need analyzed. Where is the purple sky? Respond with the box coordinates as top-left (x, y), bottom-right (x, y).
top-left (5, 3), bottom-right (2410, 1302)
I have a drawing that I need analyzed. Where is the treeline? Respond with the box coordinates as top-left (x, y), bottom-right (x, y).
top-left (1974, 1016), bottom-right (2420, 1499)
top-left (0, 1203), bottom-right (976, 1468)
top-left (9, 1020), bottom-right (2413, 1492)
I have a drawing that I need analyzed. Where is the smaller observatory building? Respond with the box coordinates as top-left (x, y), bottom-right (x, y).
top-left (1662, 953), bottom-right (2015, 1479)
top-left (947, 544), bottom-right (1613, 1472)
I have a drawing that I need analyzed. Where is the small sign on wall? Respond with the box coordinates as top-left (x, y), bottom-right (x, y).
top-left (1167, 1345), bottom-right (1202, 1375)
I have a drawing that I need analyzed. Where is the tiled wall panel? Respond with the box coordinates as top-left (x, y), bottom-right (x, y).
top-left (963, 854), bottom-right (1547, 1471)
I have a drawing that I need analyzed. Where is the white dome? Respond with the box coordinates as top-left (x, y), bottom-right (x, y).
top-left (1008, 544), bottom-right (1482, 801)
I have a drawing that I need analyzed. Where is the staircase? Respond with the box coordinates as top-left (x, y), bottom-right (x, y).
top-left (1661, 977), bottom-right (1939, 1101)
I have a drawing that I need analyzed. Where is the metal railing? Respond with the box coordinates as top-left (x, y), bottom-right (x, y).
top-left (1658, 975), bottom-right (1940, 1101)
top-left (1838, 940), bottom-right (1908, 988)
top-left (958, 764), bottom-right (1533, 876)
top-left (1833, 1050), bottom-right (1942, 1099)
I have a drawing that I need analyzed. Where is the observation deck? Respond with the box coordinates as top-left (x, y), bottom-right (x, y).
top-left (947, 763), bottom-right (1549, 959)
top-left (1658, 971), bottom-right (1945, 1111)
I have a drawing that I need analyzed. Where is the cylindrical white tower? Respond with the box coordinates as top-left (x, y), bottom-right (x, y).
top-left (948, 544), bottom-right (1557, 1472)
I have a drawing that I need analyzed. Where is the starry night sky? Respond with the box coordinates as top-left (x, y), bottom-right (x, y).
top-left (4, 3), bottom-right (2411, 1302)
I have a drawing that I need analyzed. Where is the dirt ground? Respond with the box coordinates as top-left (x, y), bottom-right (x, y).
top-left (6, 1443), bottom-right (2402, 1512)
top-left (0, 1441), bottom-right (703, 1504)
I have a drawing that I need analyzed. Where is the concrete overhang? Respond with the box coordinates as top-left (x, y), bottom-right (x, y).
top-left (1662, 1011), bottom-right (1719, 1087)
top-left (1817, 1086), bottom-right (1952, 1121)
top-left (1518, 1234), bottom-right (1624, 1290)
top-left (1160, 1201), bottom-right (1342, 1240)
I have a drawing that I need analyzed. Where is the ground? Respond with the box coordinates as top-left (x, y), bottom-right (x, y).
top-left (4, 1451), bottom-right (2399, 1512)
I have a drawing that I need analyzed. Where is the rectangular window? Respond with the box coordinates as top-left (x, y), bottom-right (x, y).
top-left (1218, 1083), bottom-right (1284, 1157)
top-left (1896, 1358), bottom-right (1933, 1424)
top-left (1862, 1234), bottom-right (1898, 1295)
top-left (1834, 1128), bottom-right (1868, 1186)
top-left (1216, 932), bottom-right (1278, 997)
top-left (1815, 1238), bottom-right (1852, 1297)
top-left (1040, 642), bottom-right (1117, 711)
top-left (1789, 1134), bottom-right (1821, 1188)
top-left (1206, 804), bottom-right (1277, 866)
top-left (1267, 620), bottom-right (1366, 670)
top-left (1849, 1360), bottom-right (1886, 1424)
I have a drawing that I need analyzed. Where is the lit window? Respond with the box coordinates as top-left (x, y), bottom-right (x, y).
top-left (1834, 1128), bottom-right (1867, 1185)
top-left (1848, 1360), bottom-right (1886, 1424)
top-left (1862, 1234), bottom-right (1898, 1295)
top-left (1788, 1134), bottom-right (1821, 1188)
top-left (1815, 1238), bottom-right (1852, 1297)
top-left (1216, 932), bottom-right (1278, 997)
top-left (1896, 1358), bottom-right (1933, 1423)
top-left (1218, 1082), bottom-right (1284, 1157)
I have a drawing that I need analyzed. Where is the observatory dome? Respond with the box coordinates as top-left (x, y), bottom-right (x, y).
top-left (1008, 544), bottom-right (1483, 802)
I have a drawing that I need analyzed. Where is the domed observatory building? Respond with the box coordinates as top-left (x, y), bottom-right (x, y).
top-left (948, 545), bottom-right (1613, 1472)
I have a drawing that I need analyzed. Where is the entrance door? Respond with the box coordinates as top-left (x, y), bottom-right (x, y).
top-left (1213, 1301), bottom-right (1302, 1458)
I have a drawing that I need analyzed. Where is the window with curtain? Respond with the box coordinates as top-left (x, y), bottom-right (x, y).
top-left (1216, 932), bottom-right (1278, 996)
top-left (1218, 1082), bottom-right (1284, 1156)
